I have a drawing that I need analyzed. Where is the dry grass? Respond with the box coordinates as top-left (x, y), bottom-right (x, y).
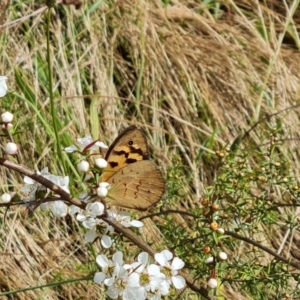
top-left (1, 0), bottom-right (300, 299)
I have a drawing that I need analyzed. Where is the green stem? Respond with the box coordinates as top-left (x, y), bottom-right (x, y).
top-left (46, 8), bottom-right (65, 172)
top-left (0, 276), bottom-right (92, 296)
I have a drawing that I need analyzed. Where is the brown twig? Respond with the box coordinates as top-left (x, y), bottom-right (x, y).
top-left (0, 157), bottom-right (84, 208)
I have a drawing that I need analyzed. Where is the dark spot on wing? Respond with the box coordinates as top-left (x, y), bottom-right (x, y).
top-left (114, 150), bottom-right (129, 158)
top-left (109, 161), bottom-right (118, 168)
top-left (126, 158), bottom-right (137, 164)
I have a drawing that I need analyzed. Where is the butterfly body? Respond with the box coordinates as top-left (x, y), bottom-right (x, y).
top-left (101, 126), bottom-right (165, 210)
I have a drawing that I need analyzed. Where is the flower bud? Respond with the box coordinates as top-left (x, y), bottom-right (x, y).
top-left (210, 222), bottom-right (219, 231)
top-left (77, 160), bottom-right (89, 173)
top-left (2, 123), bottom-right (13, 130)
top-left (1, 193), bottom-right (11, 203)
top-left (207, 278), bottom-right (218, 289)
top-left (218, 252), bottom-right (228, 261)
top-left (211, 203), bottom-right (219, 211)
top-left (217, 228), bottom-right (225, 234)
top-left (1, 112), bottom-right (13, 123)
top-left (95, 158), bottom-right (108, 169)
top-left (203, 246), bottom-right (211, 254)
top-left (5, 142), bottom-right (18, 155)
top-left (97, 186), bottom-right (108, 197)
top-left (205, 257), bottom-right (214, 264)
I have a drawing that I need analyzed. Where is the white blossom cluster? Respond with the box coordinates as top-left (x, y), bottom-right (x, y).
top-left (70, 201), bottom-right (144, 247)
top-left (94, 250), bottom-right (186, 300)
top-left (20, 167), bottom-right (70, 217)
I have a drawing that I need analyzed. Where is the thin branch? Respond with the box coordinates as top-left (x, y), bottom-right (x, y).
top-left (0, 157), bottom-right (84, 208)
top-left (225, 230), bottom-right (300, 269)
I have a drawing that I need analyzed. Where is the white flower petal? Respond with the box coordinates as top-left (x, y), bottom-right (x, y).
top-left (112, 251), bottom-right (123, 265)
top-left (171, 257), bottom-right (185, 270)
top-left (138, 252), bottom-right (148, 265)
top-left (171, 275), bottom-right (186, 289)
top-left (93, 272), bottom-right (106, 284)
top-left (64, 145), bottom-right (78, 153)
top-left (127, 272), bottom-right (140, 287)
top-left (95, 141), bottom-right (108, 149)
top-left (86, 202), bottom-right (104, 216)
top-left (77, 135), bottom-right (93, 146)
top-left (162, 250), bottom-right (173, 261)
top-left (123, 286), bottom-right (146, 300)
top-left (83, 218), bottom-right (97, 229)
top-left (159, 280), bottom-right (170, 296)
top-left (23, 176), bottom-right (35, 184)
top-left (106, 286), bottom-right (119, 299)
top-left (129, 220), bottom-right (144, 228)
top-left (99, 182), bottom-right (110, 188)
top-left (155, 250), bottom-right (172, 266)
top-left (131, 261), bottom-right (145, 273)
top-left (101, 235), bottom-right (112, 248)
top-left (69, 205), bottom-right (81, 215)
top-left (147, 264), bottom-right (161, 276)
top-left (76, 213), bottom-right (86, 221)
top-left (84, 230), bottom-right (98, 243)
top-left (104, 277), bottom-right (115, 287)
top-left (96, 254), bottom-right (109, 268)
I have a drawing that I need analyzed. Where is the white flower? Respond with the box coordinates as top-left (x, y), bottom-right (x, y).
top-left (108, 210), bottom-right (144, 228)
top-left (65, 136), bottom-right (108, 153)
top-left (1, 112), bottom-right (13, 123)
top-left (20, 167), bottom-right (70, 201)
top-left (1, 193), bottom-right (11, 203)
top-left (5, 142), bottom-right (17, 155)
top-left (95, 158), bottom-right (108, 168)
top-left (73, 202), bottom-right (113, 247)
top-left (207, 278), bottom-right (218, 289)
top-left (94, 251), bottom-right (126, 286)
top-left (131, 253), bottom-right (166, 293)
top-left (50, 200), bottom-right (68, 217)
top-left (77, 160), bottom-right (89, 173)
top-left (106, 272), bottom-right (145, 300)
top-left (86, 202), bottom-right (104, 217)
top-left (154, 250), bottom-right (186, 290)
top-left (0, 76), bottom-right (8, 97)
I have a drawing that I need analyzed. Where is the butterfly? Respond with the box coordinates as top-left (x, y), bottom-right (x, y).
top-left (100, 125), bottom-right (165, 211)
